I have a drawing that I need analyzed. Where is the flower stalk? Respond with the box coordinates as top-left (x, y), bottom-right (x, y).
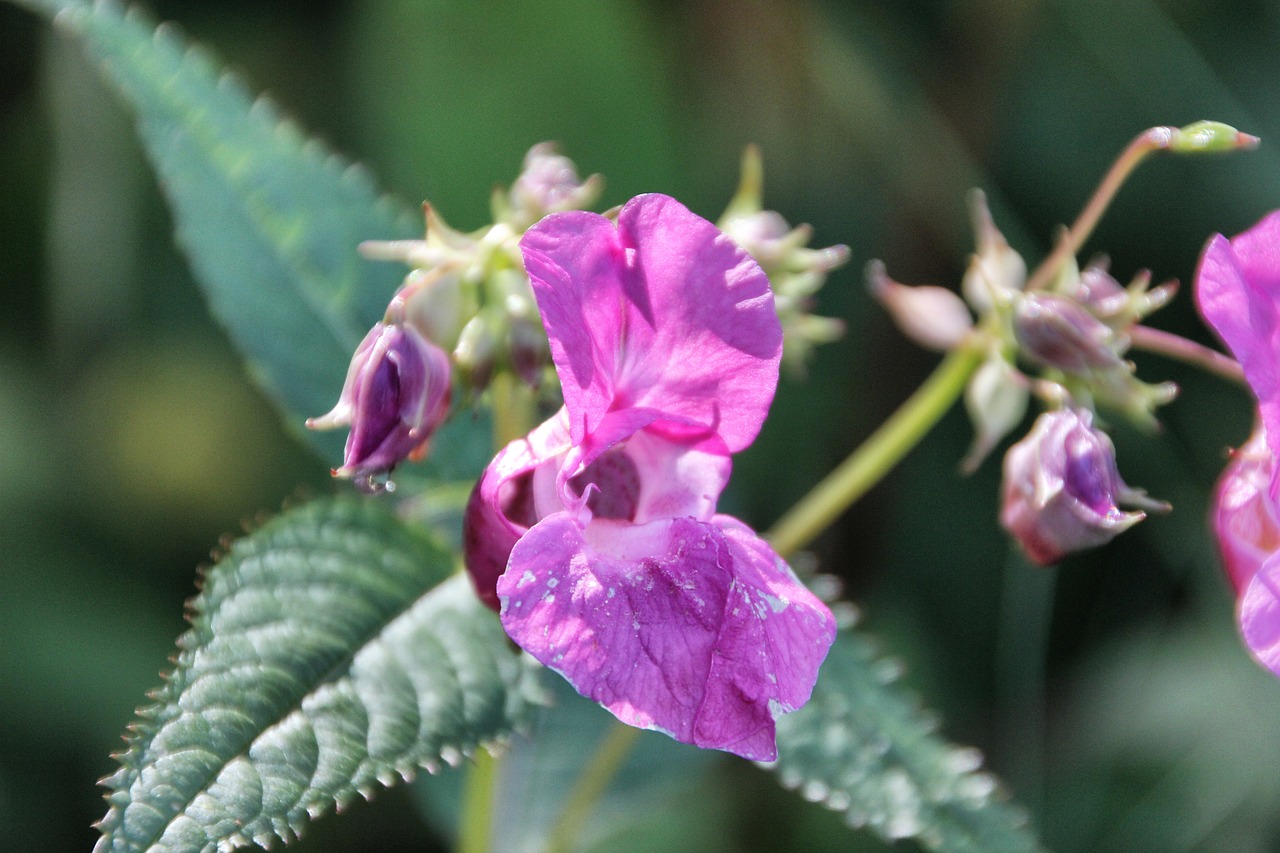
top-left (1024, 122), bottom-right (1259, 295)
top-left (544, 723), bottom-right (644, 853)
top-left (766, 343), bottom-right (985, 559)
top-left (1127, 324), bottom-right (1246, 386)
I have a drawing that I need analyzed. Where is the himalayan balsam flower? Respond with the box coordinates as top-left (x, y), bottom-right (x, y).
top-left (1211, 430), bottom-right (1280, 674)
top-left (463, 193), bottom-right (836, 761)
top-left (1196, 211), bottom-right (1280, 675)
top-left (306, 321), bottom-right (451, 488)
top-left (1196, 211), bottom-right (1280, 497)
top-left (1000, 408), bottom-right (1159, 565)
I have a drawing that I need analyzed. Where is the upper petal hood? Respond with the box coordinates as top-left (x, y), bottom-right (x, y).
top-left (520, 193), bottom-right (783, 453)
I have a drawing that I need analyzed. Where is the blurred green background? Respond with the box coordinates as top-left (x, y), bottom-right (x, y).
top-left (4, 1), bottom-right (1280, 851)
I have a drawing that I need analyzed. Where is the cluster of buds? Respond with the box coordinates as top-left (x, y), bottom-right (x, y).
top-left (310, 143), bottom-right (855, 490)
top-left (871, 190), bottom-right (1179, 564)
top-left (718, 147), bottom-right (849, 370)
top-left (307, 144), bottom-right (603, 490)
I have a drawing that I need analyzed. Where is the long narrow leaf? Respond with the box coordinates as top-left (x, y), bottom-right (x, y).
top-left (93, 496), bottom-right (542, 853)
top-left (18, 0), bottom-right (448, 468)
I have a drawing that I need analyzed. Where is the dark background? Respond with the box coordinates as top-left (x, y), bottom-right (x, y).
top-left (3, 1), bottom-right (1280, 851)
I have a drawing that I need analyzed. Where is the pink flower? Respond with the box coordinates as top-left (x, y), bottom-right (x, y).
top-left (1195, 211), bottom-right (1280, 675)
top-left (1211, 429), bottom-right (1280, 675)
top-left (463, 194), bottom-right (835, 760)
top-left (1000, 408), bottom-right (1160, 565)
top-left (1195, 210), bottom-right (1280, 497)
top-left (306, 322), bottom-right (451, 488)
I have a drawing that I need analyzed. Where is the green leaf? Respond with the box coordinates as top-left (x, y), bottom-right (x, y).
top-left (771, 627), bottom-right (1042, 853)
top-left (415, 675), bottom-right (731, 853)
top-left (15, 0), bottom-right (451, 468)
top-left (93, 496), bottom-right (543, 853)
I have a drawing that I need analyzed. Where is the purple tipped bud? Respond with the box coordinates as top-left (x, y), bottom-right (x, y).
top-left (307, 322), bottom-right (452, 489)
top-left (1000, 408), bottom-right (1165, 565)
top-left (507, 143), bottom-right (602, 226)
top-left (1073, 262), bottom-right (1131, 319)
top-left (1013, 293), bottom-right (1124, 373)
top-left (962, 190), bottom-right (1026, 313)
top-left (868, 261), bottom-right (973, 352)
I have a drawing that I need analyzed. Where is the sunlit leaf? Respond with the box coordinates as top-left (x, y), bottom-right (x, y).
top-left (771, 628), bottom-right (1042, 853)
top-left (93, 496), bottom-right (543, 853)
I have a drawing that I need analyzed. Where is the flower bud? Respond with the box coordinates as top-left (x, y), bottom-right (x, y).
top-left (962, 190), bottom-right (1026, 314)
top-left (1211, 428), bottom-right (1280, 595)
top-left (306, 322), bottom-right (452, 490)
top-left (867, 260), bottom-right (973, 352)
top-left (717, 146), bottom-right (848, 370)
top-left (1013, 292), bottom-right (1124, 373)
top-left (1069, 260), bottom-right (1178, 328)
top-left (962, 354), bottom-right (1028, 474)
top-left (1167, 120), bottom-right (1260, 154)
top-left (502, 143), bottom-right (603, 229)
top-left (1000, 408), bottom-right (1165, 565)
top-left (399, 266), bottom-right (469, 349)
top-left (453, 311), bottom-right (501, 392)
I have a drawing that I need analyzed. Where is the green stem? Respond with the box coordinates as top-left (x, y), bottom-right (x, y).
top-left (544, 722), bottom-right (644, 853)
top-left (458, 749), bottom-right (499, 853)
top-left (1023, 127), bottom-right (1171, 294)
top-left (491, 371), bottom-right (538, 447)
top-left (766, 344), bottom-right (983, 559)
top-left (456, 373), bottom-right (540, 853)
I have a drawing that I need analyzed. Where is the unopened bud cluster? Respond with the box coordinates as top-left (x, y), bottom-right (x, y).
top-left (308, 144), bottom-right (602, 490)
top-left (870, 188), bottom-right (1183, 563)
top-left (719, 147), bottom-right (849, 370)
top-left (309, 144), bottom-right (851, 489)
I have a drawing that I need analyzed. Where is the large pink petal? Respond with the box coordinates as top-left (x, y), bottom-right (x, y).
top-left (1196, 212), bottom-right (1280, 492)
top-left (1240, 552), bottom-right (1280, 676)
top-left (497, 513), bottom-right (835, 760)
top-left (520, 194), bottom-right (782, 453)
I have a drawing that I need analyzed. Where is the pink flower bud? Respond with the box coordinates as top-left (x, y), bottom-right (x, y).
top-left (307, 322), bottom-right (452, 490)
top-left (867, 261), bottom-right (973, 352)
top-left (1013, 293), bottom-right (1124, 373)
top-left (507, 143), bottom-right (602, 226)
top-left (1000, 408), bottom-right (1163, 565)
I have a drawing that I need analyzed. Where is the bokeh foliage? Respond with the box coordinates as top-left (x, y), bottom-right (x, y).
top-left (4, 1), bottom-right (1280, 851)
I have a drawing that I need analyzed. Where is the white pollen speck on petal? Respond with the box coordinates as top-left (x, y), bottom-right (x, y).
top-left (547, 577), bottom-right (559, 588)
top-left (519, 570), bottom-right (537, 587)
top-left (543, 593), bottom-right (556, 604)
top-left (761, 592), bottom-right (789, 613)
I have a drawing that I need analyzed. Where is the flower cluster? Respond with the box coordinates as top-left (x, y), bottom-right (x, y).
top-left (717, 147), bottom-right (849, 371)
top-left (307, 145), bottom-right (604, 489)
top-left (463, 194), bottom-right (836, 759)
top-left (871, 192), bottom-right (1172, 564)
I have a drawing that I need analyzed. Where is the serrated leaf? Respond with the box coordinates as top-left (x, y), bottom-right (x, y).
top-left (771, 629), bottom-right (1043, 853)
top-left (94, 496), bottom-right (543, 853)
top-left (17, 0), bottom-right (495, 477)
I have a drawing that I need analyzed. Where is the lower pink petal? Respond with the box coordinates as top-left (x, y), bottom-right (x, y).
top-left (497, 513), bottom-right (835, 760)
